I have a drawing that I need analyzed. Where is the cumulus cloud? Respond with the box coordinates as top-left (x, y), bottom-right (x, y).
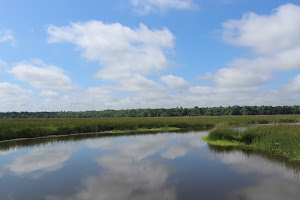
top-left (130, 0), bottom-right (197, 14)
top-left (85, 86), bottom-right (118, 102)
top-left (39, 90), bottom-right (58, 98)
top-left (45, 21), bottom-right (181, 110)
top-left (9, 60), bottom-right (74, 91)
top-left (0, 82), bottom-right (33, 111)
top-left (160, 74), bottom-right (189, 89)
top-left (186, 86), bottom-right (269, 107)
top-left (0, 82), bottom-right (31, 97)
top-left (0, 29), bottom-right (14, 44)
top-left (223, 3), bottom-right (300, 54)
top-left (17, 4), bottom-right (295, 111)
top-left (213, 3), bottom-right (300, 90)
top-left (214, 68), bottom-right (273, 88)
top-left (118, 74), bottom-right (164, 92)
top-left (211, 47), bottom-right (300, 88)
top-left (48, 21), bottom-right (174, 81)
top-left (228, 47), bottom-right (300, 72)
top-left (285, 74), bottom-right (300, 91)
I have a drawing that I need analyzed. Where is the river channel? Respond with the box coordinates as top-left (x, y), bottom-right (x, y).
top-left (0, 130), bottom-right (300, 200)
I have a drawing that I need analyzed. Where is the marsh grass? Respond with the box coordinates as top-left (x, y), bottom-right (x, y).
top-left (205, 124), bottom-right (300, 161)
top-left (0, 117), bottom-right (214, 141)
top-left (202, 136), bottom-right (244, 147)
top-left (0, 115), bottom-right (299, 141)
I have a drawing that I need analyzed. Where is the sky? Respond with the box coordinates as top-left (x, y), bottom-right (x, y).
top-left (1, 0), bottom-right (300, 112)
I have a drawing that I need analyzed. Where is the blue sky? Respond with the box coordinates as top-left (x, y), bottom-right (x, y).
top-left (1, 0), bottom-right (300, 111)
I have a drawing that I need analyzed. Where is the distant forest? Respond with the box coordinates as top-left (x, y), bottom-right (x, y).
top-left (1, 105), bottom-right (300, 119)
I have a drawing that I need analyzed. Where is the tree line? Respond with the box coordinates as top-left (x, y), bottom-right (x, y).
top-left (1, 105), bottom-right (300, 119)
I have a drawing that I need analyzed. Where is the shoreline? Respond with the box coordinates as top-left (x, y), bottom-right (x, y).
top-left (0, 127), bottom-right (182, 143)
top-left (1, 115), bottom-right (299, 143)
top-left (202, 124), bottom-right (300, 161)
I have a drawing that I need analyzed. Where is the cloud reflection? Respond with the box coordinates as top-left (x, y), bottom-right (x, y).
top-left (47, 132), bottom-right (207, 200)
top-left (215, 151), bottom-right (298, 180)
top-left (0, 148), bottom-right (17, 156)
top-left (7, 144), bottom-right (76, 178)
top-left (229, 177), bottom-right (300, 200)
top-left (210, 150), bottom-right (300, 199)
top-left (85, 132), bottom-right (206, 160)
top-left (50, 159), bottom-right (176, 200)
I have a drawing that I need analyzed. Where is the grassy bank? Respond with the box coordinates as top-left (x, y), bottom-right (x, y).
top-left (204, 124), bottom-right (300, 161)
top-left (111, 127), bottom-right (181, 133)
top-left (0, 115), bottom-right (299, 141)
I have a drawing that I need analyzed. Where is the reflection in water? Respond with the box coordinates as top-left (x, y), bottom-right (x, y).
top-left (208, 145), bottom-right (300, 176)
top-left (229, 177), bottom-right (300, 200)
top-left (0, 148), bottom-right (17, 155)
top-left (7, 144), bottom-right (77, 178)
top-left (208, 145), bottom-right (300, 200)
top-left (47, 159), bottom-right (175, 200)
top-left (47, 133), bottom-right (206, 200)
top-left (0, 130), bottom-right (300, 200)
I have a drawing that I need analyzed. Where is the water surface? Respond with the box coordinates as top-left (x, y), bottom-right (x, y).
top-left (0, 130), bottom-right (300, 200)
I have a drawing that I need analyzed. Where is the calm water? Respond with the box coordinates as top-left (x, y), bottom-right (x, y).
top-left (1, 130), bottom-right (300, 200)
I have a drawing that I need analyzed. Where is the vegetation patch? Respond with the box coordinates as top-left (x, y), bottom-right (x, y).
top-left (204, 124), bottom-right (300, 161)
top-left (2, 105), bottom-right (300, 118)
top-left (0, 115), bottom-right (299, 141)
top-left (202, 136), bottom-right (245, 147)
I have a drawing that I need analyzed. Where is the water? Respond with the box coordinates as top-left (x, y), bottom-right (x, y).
top-left (0, 130), bottom-right (300, 200)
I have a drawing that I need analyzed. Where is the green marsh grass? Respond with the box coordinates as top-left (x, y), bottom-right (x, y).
top-left (205, 124), bottom-right (300, 161)
top-left (0, 115), bottom-right (299, 141)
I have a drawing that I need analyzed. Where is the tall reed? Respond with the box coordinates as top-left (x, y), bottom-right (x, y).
top-left (207, 124), bottom-right (300, 161)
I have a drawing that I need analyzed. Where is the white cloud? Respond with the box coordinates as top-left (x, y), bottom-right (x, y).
top-left (285, 74), bottom-right (300, 91)
top-left (210, 47), bottom-right (300, 88)
top-left (130, 0), bottom-right (197, 14)
top-left (39, 90), bottom-right (58, 98)
top-left (214, 4), bottom-right (300, 89)
top-left (9, 60), bottom-right (74, 91)
top-left (45, 21), bottom-right (183, 110)
top-left (186, 86), bottom-right (268, 107)
top-left (227, 47), bottom-right (300, 72)
top-left (118, 74), bottom-right (164, 92)
top-left (6, 4), bottom-right (296, 111)
top-left (214, 68), bottom-right (273, 88)
top-left (0, 82), bottom-right (33, 111)
top-left (85, 87), bottom-right (117, 101)
top-left (0, 82), bottom-right (30, 97)
top-left (47, 21), bottom-right (174, 81)
top-left (0, 29), bottom-right (14, 43)
top-left (223, 3), bottom-right (300, 54)
top-left (160, 74), bottom-right (189, 89)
